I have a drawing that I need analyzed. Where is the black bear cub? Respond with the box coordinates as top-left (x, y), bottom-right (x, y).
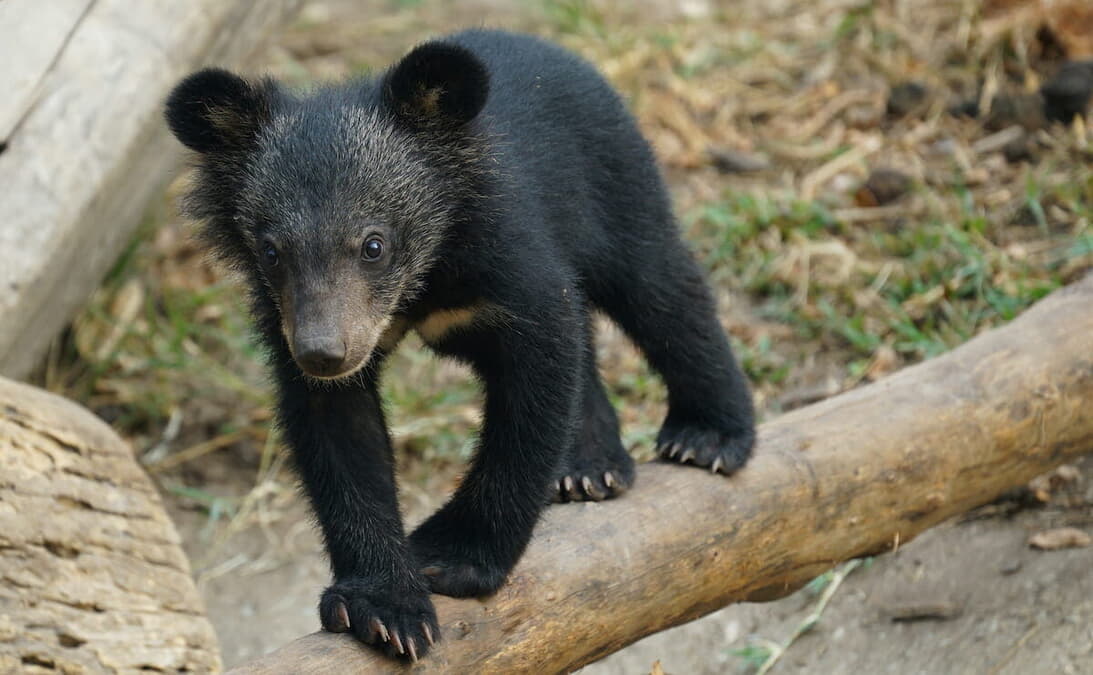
top-left (166, 29), bottom-right (754, 661)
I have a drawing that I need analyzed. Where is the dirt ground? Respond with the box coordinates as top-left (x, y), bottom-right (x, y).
top-left (47, 0), bottom-right (1093, 672)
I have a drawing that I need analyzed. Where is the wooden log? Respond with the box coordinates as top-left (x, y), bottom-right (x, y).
top-left (231, 274), bottom-right (1093, 674)
top-left (0, 0), bottom-right (301, 380)
top-left (0, 376), bottom-right (220, 672)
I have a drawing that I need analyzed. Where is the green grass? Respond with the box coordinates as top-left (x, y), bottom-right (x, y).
top-left (685, 170), bottom-right (1089, 376)
top-left (542, 0), bottom-right (607, 37)
top-left (728, 643), bottom-right (775, 672)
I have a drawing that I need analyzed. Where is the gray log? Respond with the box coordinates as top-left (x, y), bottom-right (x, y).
top-left (0, 0), bottom-right (301, 379)
top-left (0, 376), bottom-right (221, 672)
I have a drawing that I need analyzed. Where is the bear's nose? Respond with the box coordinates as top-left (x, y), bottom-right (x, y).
top-left (296, 336), bottom-right (347, 377)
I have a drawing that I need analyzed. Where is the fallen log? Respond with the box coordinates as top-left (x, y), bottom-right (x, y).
top-left (0, 377), bottom-right (220, 672)
top-left (0, 0), bottom-right (300, 379)
top-left (232, 274), bottom-right (1093, 674)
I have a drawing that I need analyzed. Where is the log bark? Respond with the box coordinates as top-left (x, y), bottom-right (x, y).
top-left (0, 377), bottom-right (220, 672)
top-left (0, 0), bottom-right (301, 380)
top-left (231, 274), bottom-right (1093, 674)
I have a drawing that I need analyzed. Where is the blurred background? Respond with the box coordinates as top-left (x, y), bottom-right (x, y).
top-left (27, 0), bottom-right (1093, 671)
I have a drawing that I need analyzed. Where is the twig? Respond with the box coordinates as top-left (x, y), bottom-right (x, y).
top-left (756, 559), bottom-right (863, 675)
top-left (972, 125), bottom-right (1024, 155)
top-left (147, 427), bottom-right (253, 473)
top-left (800, 136), bottom-right (881, 201)
top-left (987, 624), bottom-right (1039, 675)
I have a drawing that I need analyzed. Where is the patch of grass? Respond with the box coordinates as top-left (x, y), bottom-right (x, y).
top-left (685, 167), bottom-right (1087, 382)
top-left (735, 335), bottom-right (791, 384)
top-left (542, 0), bottom-right (607, 37)
top-left (167, 485), bottom-right (240, 540)
top-left (729, 560), bottom-right (864, 674)
top-left (830, 4), bottom-right (874, 44)
top-left (728, 643), bottom-right (776, 672)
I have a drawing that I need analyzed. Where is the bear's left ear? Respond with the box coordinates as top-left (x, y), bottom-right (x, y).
top-left (383, 42), bottom-right (489, 128)
top-left (165, 68), bottom-right (273, 154)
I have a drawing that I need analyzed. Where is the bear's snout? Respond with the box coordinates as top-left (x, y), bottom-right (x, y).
top-left (295, 334), bottom-right (347, 378)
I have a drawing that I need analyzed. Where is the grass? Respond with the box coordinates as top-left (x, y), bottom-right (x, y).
top-left (685, 171), bottom-right (1087, 379)
top-left (729, 559), bottom-right (865, 675)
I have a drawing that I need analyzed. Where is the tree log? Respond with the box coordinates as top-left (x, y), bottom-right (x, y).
top-left (229, 273), bottom-right (1093, 674)
top-left (0, 0), bottom-right (301, 380)
top-left (0, 377), bottom-right (220, 672)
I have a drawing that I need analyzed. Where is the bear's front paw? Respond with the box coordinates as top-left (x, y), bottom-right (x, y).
top-left (409, 527), bottom-right (509, 597)
top-left (320, 578), bottom-right (439, 662)
top-left (656, 424), bottom-right (755, 475)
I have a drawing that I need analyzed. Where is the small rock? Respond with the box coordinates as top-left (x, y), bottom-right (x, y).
top-left (830, 172), bottom-right (860, 195)
top-left (708, 147), bottom-right (769, 173)
top-left (886, 600), bottom-right (962, 622)
top-left (1000, 559), bottom-right (1023, 575)
top-left (930, 138), bottom-right (959, 156)
top-left (1028, 464), bottom-right (1082, 502)
top-left (984, 94), bottom-right (1047, 131)
top-left (1041, 60), bottom-right (1093, 124)
top-left (887, 81), bottom-right (929, 118)
top-left (949, 97), bottom-right (980, 118)
top-left (855, 168), bottom-right (912, 206)
top-left (1029, 527), bottom-right (1092, 550)
top-left (1003, 134), bottom-right (1037, 163)
top-left (846, 102), bottom-right (883, 129)
top-left (1055, 465), bottom-right (1082, 483)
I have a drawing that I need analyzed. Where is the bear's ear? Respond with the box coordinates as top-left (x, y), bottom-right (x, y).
top-left (165, 68), bottom-right (272, 153)
top-left (383, 42), bottom-right (489, 128)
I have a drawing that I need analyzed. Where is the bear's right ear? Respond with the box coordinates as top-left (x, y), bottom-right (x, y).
top-left (165, 68), bottom-right (272, 154)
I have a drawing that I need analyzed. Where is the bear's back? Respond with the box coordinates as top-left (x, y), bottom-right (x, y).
top-left (447, 29), bottom-right (671, 280)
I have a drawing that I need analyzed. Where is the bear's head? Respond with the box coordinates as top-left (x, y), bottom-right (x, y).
top-left (166, 42), bottom-right (491, 379)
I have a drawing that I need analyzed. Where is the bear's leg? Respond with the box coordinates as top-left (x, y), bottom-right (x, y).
top-left (601, 252), bottom-right (755, 474)
top-left (274, 355), bottom-right (439, 660)
top-left (409, 301), bottom-right (584, 597)
top-left (553, 326), bottom-right (636, 502)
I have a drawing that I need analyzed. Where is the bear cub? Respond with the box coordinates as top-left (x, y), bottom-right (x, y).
top-left (166, 29), bottom-right (755, 661)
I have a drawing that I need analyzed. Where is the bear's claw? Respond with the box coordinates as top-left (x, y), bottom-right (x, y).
top-left (320, 579), bottom-right (438, 661)
top-left (656, 425), bottom-right (754, 476)
top-left (553, 469), bottom-right (631, 502)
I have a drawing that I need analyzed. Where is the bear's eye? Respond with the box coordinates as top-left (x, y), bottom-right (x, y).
top-left (362, 236), bottom-right (384, 261)
top-left (262, 241), bottom-right (279, 267)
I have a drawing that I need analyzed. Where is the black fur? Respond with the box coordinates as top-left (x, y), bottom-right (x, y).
top-left (165, 29), bottom-right (755, 662)
top-left (385, 42), bottom-right (490, 127)
top-left (165, 68), bottom-right (273, 153)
